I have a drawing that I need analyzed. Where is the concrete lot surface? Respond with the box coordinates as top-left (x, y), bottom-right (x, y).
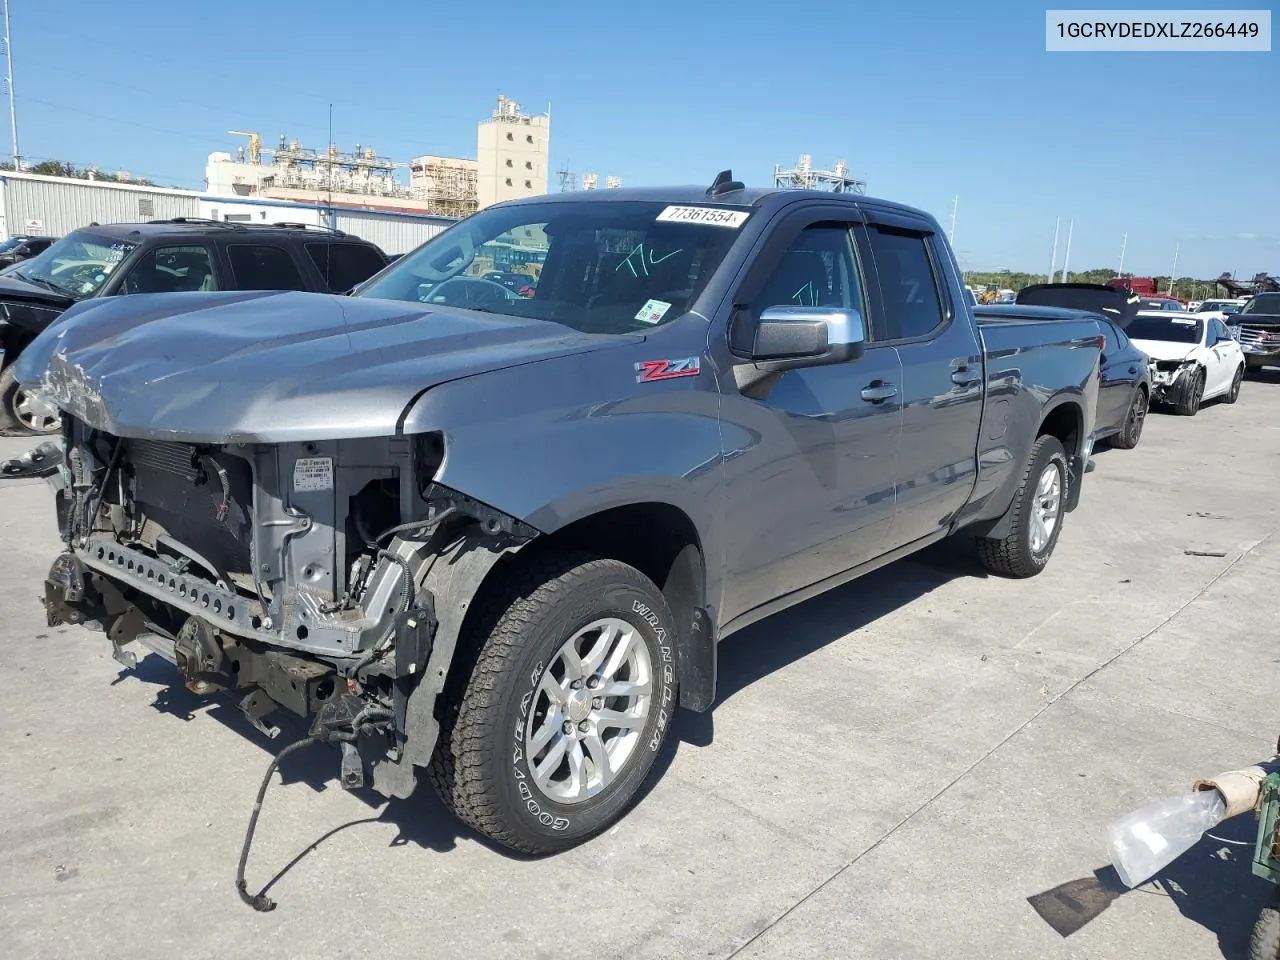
top-left (2, 372), bottom-right (1279, 960)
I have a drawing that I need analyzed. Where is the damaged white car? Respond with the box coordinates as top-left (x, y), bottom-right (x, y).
top-left (1126, 311), bottom-right (1245, 416)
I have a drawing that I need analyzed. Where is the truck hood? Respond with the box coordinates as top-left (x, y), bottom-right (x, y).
top-left (1129, 338), bottom-right (1197, 363)
top-left (0, 271), bottom-right (75, 308)
top-left (15, 290), bottom-right (622, 443)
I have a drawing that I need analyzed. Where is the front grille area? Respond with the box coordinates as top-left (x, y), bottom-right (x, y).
top-left (123, 439), bottom-right (254, 576)
top-left (1238, 325), bottom-right (1280, 349)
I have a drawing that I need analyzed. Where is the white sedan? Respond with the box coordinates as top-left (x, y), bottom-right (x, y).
top-left (1194, 297), bottom-right (1248, 325)
top-left (1126, 310), bottom-right (1246, 416)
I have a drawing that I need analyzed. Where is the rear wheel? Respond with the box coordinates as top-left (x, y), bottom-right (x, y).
top-left (1225, 365), bottom-right (1244, 404)
top-left (977, 434), bottom-right (1067, 579)
top-left (1111, 388), bottom-right (1148, 450)
top-left (1173, 367), bottom-right (1204, 417)
top-left (428, 552), bottom-right (678, 854)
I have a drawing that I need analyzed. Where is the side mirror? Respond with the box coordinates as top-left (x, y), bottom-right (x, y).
top-left (748, 306), bottom-right (866, 371)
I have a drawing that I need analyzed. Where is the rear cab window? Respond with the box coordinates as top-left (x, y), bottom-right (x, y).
top-left (226, 244), bottom-right (309, 291)
top-left (305, 242), bottom-right (387, 293)
top-left (862, 226), bottom-right (947, 341)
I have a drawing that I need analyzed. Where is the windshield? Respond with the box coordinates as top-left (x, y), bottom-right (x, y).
top-left (1127, 314), bottom-right (1202, 344)
top-left (11, 231), bottom-right (137, 299)
top-left (1240, 293), bottom-right (1280, 315)
top-left (357, 200), bottom-right (748, 333)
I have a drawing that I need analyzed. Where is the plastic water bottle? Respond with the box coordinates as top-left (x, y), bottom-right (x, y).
top-left (1106, 790), bottom-right (1227, 888)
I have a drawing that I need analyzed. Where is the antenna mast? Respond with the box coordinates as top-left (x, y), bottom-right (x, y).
top-left (325, 102), bottom-right (334, 230)
top-left (2, 0), bottom-right (19, 168)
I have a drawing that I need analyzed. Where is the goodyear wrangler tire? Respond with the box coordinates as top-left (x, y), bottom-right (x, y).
top-left (976, 435), bottom-right (1068, 579)
top-left (427, 552), bottom-right (678, 854)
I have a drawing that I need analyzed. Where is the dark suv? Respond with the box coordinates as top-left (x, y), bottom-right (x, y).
top-left (0, 219), bottom-right (389, 434)
top-left (0, 235), bottom-right (58, 268)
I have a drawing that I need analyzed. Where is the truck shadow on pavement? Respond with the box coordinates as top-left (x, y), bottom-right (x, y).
top-left (1028, 812), bottom-right (1274, 959)
top-left (113, 533), bottom-right (993, 890)
top-left (677, 534), bottom-right (988, 747)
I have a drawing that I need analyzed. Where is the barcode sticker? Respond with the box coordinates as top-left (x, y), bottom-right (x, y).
top-left (655, 206), bottom-right (750, 228)
top-left (293, 457), bottom-right (333, 492)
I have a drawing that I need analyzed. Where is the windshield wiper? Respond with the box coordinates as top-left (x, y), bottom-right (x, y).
top-left (14, 272), bottom-right (75, 297)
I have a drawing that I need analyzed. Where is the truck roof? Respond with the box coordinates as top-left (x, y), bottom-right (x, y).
top-left (496, 183), bottom-right (936, 223)
top-left (975, 303), bottom-right (1108, 323)
top-left (69, 219), bottom-right (365, 241)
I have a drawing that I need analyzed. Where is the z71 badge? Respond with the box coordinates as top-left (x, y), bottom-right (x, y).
top-left (635, 357), bottom-right (701, 383)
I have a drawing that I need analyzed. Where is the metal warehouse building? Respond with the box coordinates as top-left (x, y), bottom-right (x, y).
top-left (0, 171), bottom-right (456, 254)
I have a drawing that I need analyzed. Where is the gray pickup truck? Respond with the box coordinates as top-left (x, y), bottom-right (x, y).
top-left (17, 173), bottom-right (1102, 859)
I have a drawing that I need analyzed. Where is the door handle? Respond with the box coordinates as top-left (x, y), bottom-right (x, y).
top-left (861, 382), bottom-right (898, 403)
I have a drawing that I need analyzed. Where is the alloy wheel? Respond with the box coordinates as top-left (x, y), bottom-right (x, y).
top-left (524, 617), bottom-right (653, 804)
top-left (1129, 392), bottom-right (1147, 442)
top-left (12, 386), bottom-right (59, 434)
top-left (1028, 462), bottom-right (1063, 554)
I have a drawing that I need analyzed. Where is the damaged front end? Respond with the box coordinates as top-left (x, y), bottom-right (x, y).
top-left (43, 416), bottom-right (537, 796)
top-left (1148, 358), bottom-right (1198, 405)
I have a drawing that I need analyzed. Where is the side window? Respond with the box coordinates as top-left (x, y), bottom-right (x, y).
top-left (732, 224), bottom-right (865, 354)
top-left (864, 226), bottom-right (945, 341)
top-left (122, 245), bottom-right (217, 294)
top-left (227, 244), bottom-right (308, 291)
top-left (756, 225), bottom-right (864, 311)
top-left (304, 242), bottom-right (387, 293)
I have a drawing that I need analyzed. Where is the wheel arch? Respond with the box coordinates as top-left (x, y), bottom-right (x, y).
top-left (979, 398), bottom-right (1082, 541)
top-left (420, 497), bottom-right (716, 757)
top-left (501, 500), bottom-right (715, 713)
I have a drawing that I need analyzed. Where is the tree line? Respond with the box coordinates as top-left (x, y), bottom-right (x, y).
top-left (962, 268), bottom-right (1229, 302)
top-left (0, 159), bottom-right (157, 187)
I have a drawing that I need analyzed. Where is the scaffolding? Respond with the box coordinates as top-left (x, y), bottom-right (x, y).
top-left (409, 156), bottom-right (478, 218)
top-left (773, 154), bottom-right (866, 194)
top-left (225, 130), bottom-right (414, 199)
top-left (267, 135), bottom-right (411, 198)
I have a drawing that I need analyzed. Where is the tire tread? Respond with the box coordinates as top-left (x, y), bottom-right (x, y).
top-left (426, 550), bottom-right (659, 853)
top-left (977, 434), bottom-right (1066, 579)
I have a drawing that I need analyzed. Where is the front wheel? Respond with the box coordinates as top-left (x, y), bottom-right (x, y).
top-left (977, 434), bottom-right (1068, 579)
top-left (1111, 389), bottom-right (1148, 449)
top-left (1225, 365), bottom-right (1244, 404)
top-left (428, 552), bottom-right (678, 854)
top-left (0, 365), bottom-right (59, 436)
top-left (1173, 367), bottom-right (1204, 416)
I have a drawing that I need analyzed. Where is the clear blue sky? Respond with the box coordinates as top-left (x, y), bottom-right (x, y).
top-left (8, 0), bottom-right (1277, 278)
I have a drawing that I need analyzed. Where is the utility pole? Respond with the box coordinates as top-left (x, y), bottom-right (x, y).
top-left (1118, 232), bottom-right (1128, 276)
top-left (1060, 219), bottom-right (1074, 283)
top-left (1169, 241), bottom-right (1180, 295)
top-left (949, 195), bottom-right (958, 245)
top-left (1048, 217), bottom-right (1060, 283)
top-left (2, 0), bottom-right (19, 169)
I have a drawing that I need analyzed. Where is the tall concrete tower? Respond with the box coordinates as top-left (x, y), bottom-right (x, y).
top-left (476, 96), bottom-right (550, 210)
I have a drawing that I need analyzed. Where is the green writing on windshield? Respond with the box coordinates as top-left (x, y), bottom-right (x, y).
top-left (616, 244), bottom-right (684, 279)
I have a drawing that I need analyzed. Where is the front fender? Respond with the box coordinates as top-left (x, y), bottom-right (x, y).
top-left (402, 350), bottom-right (725, 549)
